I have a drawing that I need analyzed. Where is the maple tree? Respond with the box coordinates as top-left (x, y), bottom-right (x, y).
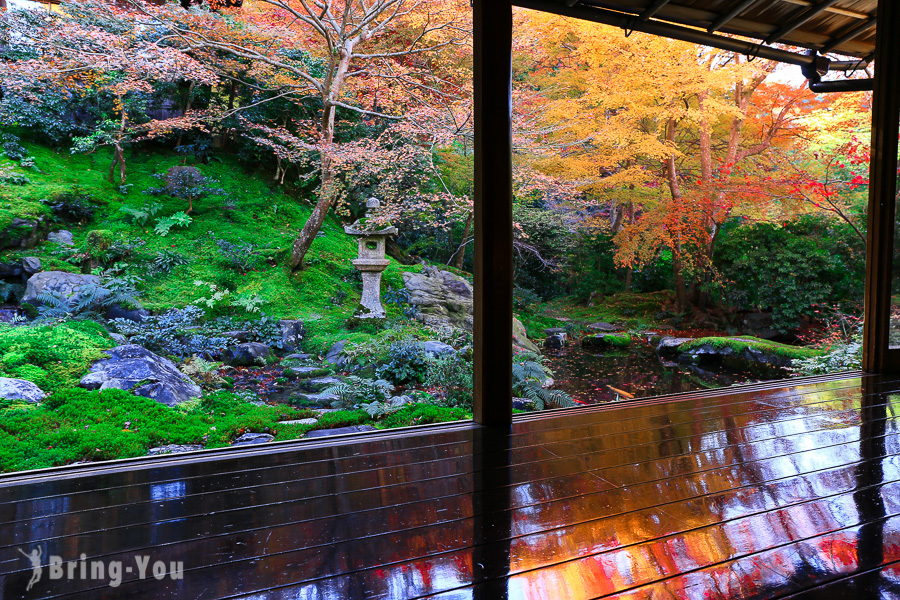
top-left (0, 0), bottom-right (219, 183)
top-left (136, 0), bottom-right (472, 271)
top-left (512, 10), bottom-right (822, 311)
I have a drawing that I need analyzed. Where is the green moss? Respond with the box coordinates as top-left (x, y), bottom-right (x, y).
top-left (603, 333), bottom-right (632, 348)
top-left (0, 197), bottom-right (48, 233)
top-left (679, 336), bottom-right (824, 360)
top-left (0, 321), bottom-right (114, 393)
top-left (84, 229), bottom-right (114, 257)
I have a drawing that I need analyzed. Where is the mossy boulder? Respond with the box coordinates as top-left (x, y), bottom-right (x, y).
top-left (664, 336), bottom-right (823, 369)
top-left (582, 333), bottom-right (632, 349)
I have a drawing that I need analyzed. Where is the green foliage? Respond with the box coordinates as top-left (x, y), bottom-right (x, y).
top-left (791, 335), bottom-right (862, 375)
top-left (377, 403), bottom-right (470, 428)
top-left (0, 387), bottom-right (315, 472)
top-left (151, 248), bottom-right (189, 274)
top-left (375, 341), bottom-right (430, 385)
top-left (424, 353), bottom-right (473, 409)
top-left (565, 231), bottom-right (625, 301)
top-left (715, 216), bottom-right (864, 332)
top-left (0, 321), bottom-right (113, 392)
top-left (322, 376), bottom-right (395, 409)
top-left (120, 201), bottom-right (162, 226)
top-left (512, 351), bottom-right (574, 410)
top-left (154, 212), bottom-right (192, 237)
top-left (109, 305), bottom-right (229, 358)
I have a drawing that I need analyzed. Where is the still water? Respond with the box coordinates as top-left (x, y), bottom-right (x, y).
top-left (544, 339), bottom-right (792, 405)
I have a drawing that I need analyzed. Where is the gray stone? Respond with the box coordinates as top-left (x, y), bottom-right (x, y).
top-left (588, 322), bottom-right (618, 332)
top-left (109, 333), bottom-right (128, 344)
top-left (300, 376), bottom-right (344, 393)
top-left (304, 425), bottom-right (377, 438)
top-left (283, 366), bottom-right (328, 379)
top-left (222, 330), bottom-right (251, 342)
top-left (79, 344), bottom-right (202, 406)
top-left (414, 341), bottom-right (456, 356)
top-left (544, 333), bottom-right (567, 349)
top-left (544, 327), bottom-right (566, 336)
top-left (656, 337), bottom-right (692, 355)
top-left (513, 317), bottom-right (540, 354)
top-left (513, 397), bottom-right (537, 411)
top-left (223, 342), bottom-right (271, 366)
top-left (21, 257), bottom-right (41, 274)
top-left (148, 444), bottom-right (204, 456)
top-left (231, 432), bottom-right (274, 446)
top-left (0, 378), bottom-right (45, 403)
top-left (0, 216), bottom-right (49, 251)
top-left (278, 418), bottom-right (318, 426)
top-left (293, 392), bottom-right (340, 407)
top-left (22, 271), bottom-right (100, 307)
top-left (402, 267), bottom-right (474, 331)
top-left (47, 230), bottom-right (74, 247)
top-left (286, 353), bottom-right (313, 361)
top-left (277, 319), bottom-right (305, 352)
top-left (324, 340), bottom-right (349, 366)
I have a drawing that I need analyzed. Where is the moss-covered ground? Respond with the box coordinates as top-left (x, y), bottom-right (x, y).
top-left (679, 336), bottom-right (825, 361)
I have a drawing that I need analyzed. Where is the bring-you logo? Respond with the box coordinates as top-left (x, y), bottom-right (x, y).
top-left (17, 547), bottom-right (184, 590)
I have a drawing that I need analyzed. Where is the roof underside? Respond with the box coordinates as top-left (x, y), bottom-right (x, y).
top-left (520, 0), bottom-right (876, 61)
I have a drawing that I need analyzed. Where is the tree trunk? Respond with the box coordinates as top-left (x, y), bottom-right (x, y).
top-left (664, 118), bottom-right (688, 312)
top-left (289, 155), bottom-right (335, 271)
top-left (453, 210), bottom-right (473, 269)
top-left (108, 144), bottom-right (126, 185)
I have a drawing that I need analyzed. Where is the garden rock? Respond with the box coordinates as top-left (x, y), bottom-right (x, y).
top-left (582, 333), bottom-right (631, 349)
top-left (324, 340), bottom-right (349, 367)
top-left (0, 378), bottom-right (45, 403)
top-left (223, 342), bottom-right (271, 366)
top-left (22, 271), bottom-right (100, 307)
top-left (300, 376), bottom-right (344, 393)
top-left (293, 392), bottom-right (340, 407)
top-left (305, 425), bottom-right (377, 438)
top-left (21, 257), bottom-right (41, 274)
top-left (283, 366), bottom-right (328, 379)
top-left (79, 344), bottom-right (202, 406)
top-left (513, 317), bottom-right (541, 354)
top-left (0, 216), bottom-right (49, 251)
top-left (47, 230), bottom-right (75, 246)
top-left (544, 333), bottom-right (567, 349)
top-left (678, 339), bottom-right (794, 368)
top-left (656, 337), bottom-right (692, 355)
top-left (148, 444), bottom-right (204, 456)
top-left (286, 353), bottom-right (313, 361)
top-left (588, 322), bottom-right (618, 332)
top-left (222, 330), bottom-right (251, 342)
top-left (109, 333), bottom-right (128, 344)
top-left (402, 267), bottom-right (473, 331)
top-left (231, 433), bottom-right (274, 446)
top-left (277, 319), bottom-right (305, 351)
top-left (414, 341), bottom-right (455, 356)
top-left (513, 397), bottom-right (537, 411)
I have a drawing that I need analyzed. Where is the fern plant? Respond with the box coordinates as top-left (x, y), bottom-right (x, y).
top-left (322, 376), bottom-right (394, 409)
top-left (360, 395), bottom-right (412, 419)
top-left (512, 352), bottom-right (574, 410)
top-left (151, 249), bottom-right (189, 274)
top-left (154, 212), bottom-right (192, 237)
top-left (120, 201), bottom-right (162, 226)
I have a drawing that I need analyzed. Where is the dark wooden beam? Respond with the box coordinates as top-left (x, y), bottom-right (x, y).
top-left (863, 0), bottom-right (900, 372)
top-left (473, 0), bottom-right (513, 426)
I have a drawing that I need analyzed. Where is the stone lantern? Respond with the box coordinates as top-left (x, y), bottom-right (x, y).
top-left (344, 197), bottom-right (397, 319)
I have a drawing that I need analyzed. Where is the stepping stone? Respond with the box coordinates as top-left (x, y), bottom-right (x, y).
top-left (304, 425), bottom-right (377, 438)
top-left (285, 353), bottom-right (313, 361)
top-left (278, 418), bottom-right (318, 426)
top-left (588, 322), bottom-right (618, 332)
top-left (231, 433), bottom-right (274, 446)
top-left (283, 366), bottom-right (329, 379)
top-left (299, 376), bottom-right (343, 393)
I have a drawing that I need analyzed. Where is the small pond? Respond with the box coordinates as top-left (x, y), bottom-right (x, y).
top-left (544, 338), bottom-right (793, 405)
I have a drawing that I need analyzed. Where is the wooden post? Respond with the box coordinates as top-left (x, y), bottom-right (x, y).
top-left (863, 0), bottom-right (900, 372)
top-left (473, 0), bottom-right (514, 426)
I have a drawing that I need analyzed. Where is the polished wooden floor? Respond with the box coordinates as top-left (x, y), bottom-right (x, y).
top-left (1, 373), bottom-right (900, 598)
